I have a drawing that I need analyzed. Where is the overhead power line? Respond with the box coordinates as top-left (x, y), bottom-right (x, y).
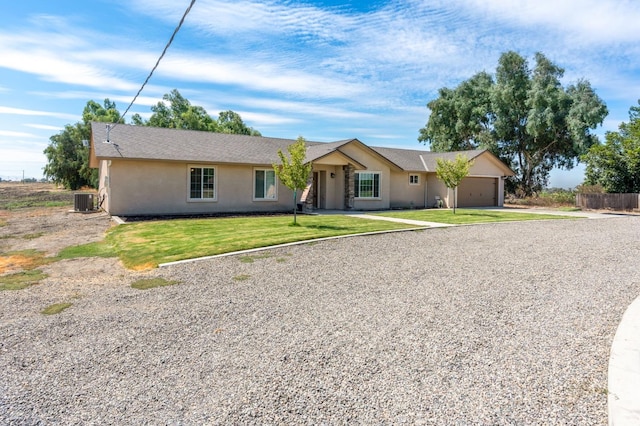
top-left (114, 0), bottom-right (196, 127)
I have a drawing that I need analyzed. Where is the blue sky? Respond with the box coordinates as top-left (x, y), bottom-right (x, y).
top-left (1, 0), bottom-right (639, 187)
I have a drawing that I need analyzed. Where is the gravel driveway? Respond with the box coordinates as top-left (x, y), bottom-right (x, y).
top-left (2, 216), bottom-right (639, 424)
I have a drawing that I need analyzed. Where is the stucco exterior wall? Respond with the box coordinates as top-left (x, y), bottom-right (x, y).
top-left (103, 160), bottom-right (296, 216)
top-left (311, 165), bottom-right (342, 210)
top-left (339, 144), bottom-right (391, 210)
top-left (389, 172), bottom-right (426, 209)
top-left (469, 155), bottom-right (508, 176)
top-left (426, 175), bottom-right (452, 208)
top-left (98, 160), bottom-right (110, 212)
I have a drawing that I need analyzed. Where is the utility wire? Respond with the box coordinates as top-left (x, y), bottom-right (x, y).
top-left (112, 0), bottom-right (196, 128)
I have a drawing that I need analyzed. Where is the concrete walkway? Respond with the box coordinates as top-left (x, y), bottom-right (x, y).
top-left (480, 207), bottom-right (628, 219)
top-left (353, 213), bottom-right (453, 228)
top-left (609, 295), bottom-right (640, 425)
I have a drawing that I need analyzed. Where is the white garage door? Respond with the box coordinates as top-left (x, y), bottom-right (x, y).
top-left (457, 177), bottom-right (497, 207)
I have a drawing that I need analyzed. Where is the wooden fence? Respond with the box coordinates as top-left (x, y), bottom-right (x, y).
top-left (576, 193), bottom-right (640, 211)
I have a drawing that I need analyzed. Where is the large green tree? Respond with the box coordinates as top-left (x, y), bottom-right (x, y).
top-left (44, 100), bottom-right (122, 189)
top-left (582, 101), bottom-right (640, 192)
top-left (419, 51), bottom-right (608, 196)
top-left (273, 136), bottom-right (313, 225)
top-left (132, 89), bottom-right (261, 135)
top-left (46, 90), bottom-right (262, 190)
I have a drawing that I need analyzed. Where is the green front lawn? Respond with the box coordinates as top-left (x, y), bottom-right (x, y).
top-left (373, 208), bottom-right (577, 224)
top-left (101, 214), bottom-right (419, 269)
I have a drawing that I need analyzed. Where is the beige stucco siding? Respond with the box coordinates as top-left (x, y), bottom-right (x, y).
top-left (426, 175), bottom-right (451, 208)
top-left (102, 159), bottom-right (296, 216)
top-left (469, 155), bottom-right (509, 176)
top-left (97, 160), bottom-right (110, 212)
top-left (311, 165), bottom-right (342, 210)
top-left (339, 144), bottom-right (391, 210)
top-left (389, 172), bottom-right (426, 209)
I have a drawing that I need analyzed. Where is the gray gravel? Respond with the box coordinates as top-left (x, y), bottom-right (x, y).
top-left (2, 217), bottom-right (640, 424)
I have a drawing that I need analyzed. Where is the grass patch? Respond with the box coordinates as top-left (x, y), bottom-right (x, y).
top-left (57, 241), bottom-right (117, 260)
top-left (557, 207), bottom-right (581, 212)
top-left (23, 232), bottom-right (45, 240)
top-left (239, 253), bottom-right (272, 263)
top-left (3, 200), bottom-right (70, 210)
top-left (233, 274), bottom-right (251, 281)
top-left (106, 215), bottom-right (415, 269)
top-left (0, 269), bottom-right (47, 291)
top-left (0, 249), bottom-right (55, 274)
top-left (373, 208), bottom-right (577, 224)
top-left (41, 302), bottom-right (72, 315)
top-left (131, 277), bottom-right (180, 290)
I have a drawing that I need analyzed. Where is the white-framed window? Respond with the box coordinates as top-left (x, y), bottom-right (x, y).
top-left (188, 165), bottom-right (217, 201)
top-left (409, 174), bottom-right (420, 185)
top-left (354, 171), bottom-right (381, 199)
top-left (254, 168), bottom-right (277, 200)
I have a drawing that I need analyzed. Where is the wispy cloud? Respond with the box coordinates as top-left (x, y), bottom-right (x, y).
top-left (459, 0), bottom-right (640, 45)
top-left (0, 106), bottom-right (77, 121)
top-left (24, 123), bottom-right (65, 131)
top-left (0, 130), bottom-right (39, 138)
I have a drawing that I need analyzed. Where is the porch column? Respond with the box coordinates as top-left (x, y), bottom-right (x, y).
top-left (343, 164), bottom-right (355, 210)
top-left (303, 173), bottom-right (314, 212)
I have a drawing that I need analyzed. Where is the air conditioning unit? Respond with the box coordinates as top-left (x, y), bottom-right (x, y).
top-left (74, 193), bottom-right (95, 212)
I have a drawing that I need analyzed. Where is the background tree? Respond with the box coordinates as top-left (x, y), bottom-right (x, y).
top-left (419, 51), bottom-right (608, 196)
top-left (132, 89), bottom-right (261, 135)
top-left (46, 90), bottom-right (262, 190)
top-left (44, 100), bottom-right (121, 189)
top-left (217, 110), bottom-right (261, 136)
top-left (273, 136), bottom-right (312, 225)
top-left (435, 154), bottom-right (473, 214)
top-left (582, 101), bottom-right (640, 192)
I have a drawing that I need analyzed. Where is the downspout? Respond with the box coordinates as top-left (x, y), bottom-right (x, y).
top-left (424, 176), bottom-right (428, 208)
top-left (106, 160), bottom-right (111, 214)
top-left (419, 155), bottom-right (429, 208)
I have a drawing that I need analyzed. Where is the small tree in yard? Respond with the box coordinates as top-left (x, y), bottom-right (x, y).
top-left (273, 136), bottom-right (312, 225)
top-left (435, 154), bottom-right (473, 214)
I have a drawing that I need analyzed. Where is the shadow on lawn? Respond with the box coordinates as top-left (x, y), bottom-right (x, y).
top-left (302, 224), bottom-right (347, 231)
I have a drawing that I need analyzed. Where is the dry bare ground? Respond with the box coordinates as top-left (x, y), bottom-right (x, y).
top-left (0, 183), bottom-right (154, 317)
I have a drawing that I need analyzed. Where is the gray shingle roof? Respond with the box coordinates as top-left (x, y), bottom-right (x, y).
top-left (91, 122), bottom-right (319, 165)
top-left (91, 123), bottom-right (513, 175)
top-left (370, 146), bottom-right (487, 172)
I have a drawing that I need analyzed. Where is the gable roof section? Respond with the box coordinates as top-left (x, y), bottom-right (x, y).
top-left (90, 123), bottom-right (513, 176)
top-left (306, 138), bottom-right (398, 170)
top-left (371, 146), bottom-right (514, 176)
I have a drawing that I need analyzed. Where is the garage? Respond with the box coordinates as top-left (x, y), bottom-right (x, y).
top-left (457, 177), bottom-right (497, 207)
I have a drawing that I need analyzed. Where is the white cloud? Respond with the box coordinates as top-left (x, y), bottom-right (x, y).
top-left (0, 106), bottom-right (77, 121)
top-left (154, 54), bottom-right (369, 100)
top-left (0, 130), bottom-right (39, 138)
top-left (245, 98), bottom-right (377, 121)
top-left (460, 0), bottom-right (640, 44)
top-left (238, 111), bottom-right (300, 126)
top-left (0, 44), bottom-right (138, 92)
top-left (24, 124), bottom-right (64, 131)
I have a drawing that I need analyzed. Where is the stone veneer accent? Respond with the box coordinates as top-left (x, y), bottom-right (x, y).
top-left (303, 174), bottom-right (314, 212)
top-left (343, 164), bottom-right (355, 210)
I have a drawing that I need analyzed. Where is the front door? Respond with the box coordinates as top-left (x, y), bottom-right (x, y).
top-left (312, 171), bottom-right (326, 209)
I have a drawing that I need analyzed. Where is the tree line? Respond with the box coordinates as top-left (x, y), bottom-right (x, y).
top-left (419, 51), bottom-right (609, 196)
top-left (46, 54), bottom-right (639, 195)
top-left (420, 50), bottom-right (640, 196)
top-left (44, 90), bottom-right (260, 189)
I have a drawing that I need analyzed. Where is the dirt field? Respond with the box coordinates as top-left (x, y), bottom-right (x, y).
top-left (0, 183), bottom-right (150, 312)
